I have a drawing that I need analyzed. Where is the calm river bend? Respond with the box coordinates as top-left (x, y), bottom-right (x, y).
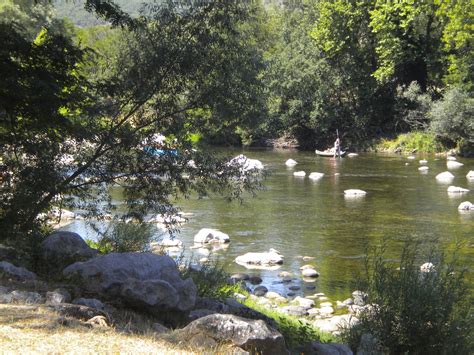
top-left (62, 149), bottom-right (474, 301)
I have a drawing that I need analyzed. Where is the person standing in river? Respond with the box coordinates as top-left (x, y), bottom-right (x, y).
top-left (334, 136), bottom-right (341, 158)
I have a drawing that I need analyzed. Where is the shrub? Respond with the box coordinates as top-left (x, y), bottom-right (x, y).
top-left (377, 131), bottom-right (441, 153)
top-left (179, 260), bottom-right (242, 300)
top-left (89, 221), bottom-right (155, 253)
top-left (342, 240), bottom-right (472, 354)
top-left (430, 87), bottom-right (474, 155)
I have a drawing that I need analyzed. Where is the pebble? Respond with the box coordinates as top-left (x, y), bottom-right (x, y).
top-left (248, 276), bottom-right (263, 285)
top-left (288, 285), bottom-right (300, 291)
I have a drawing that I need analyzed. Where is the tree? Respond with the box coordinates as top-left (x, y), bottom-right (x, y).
top-left (0, 0), bottom-right (264, 244)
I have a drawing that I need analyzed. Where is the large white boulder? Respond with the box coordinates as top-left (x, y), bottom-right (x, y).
top-left (447, 186), bottom-right (469, 193)
top-left (308, 172), bottom-right (324, 180)
top-left (229, 154), bottom-right (264, 172)
top-left (344, 189), bottom-right (367, 196)
top-left (63, 253), bottom-right (197, 312)
top-left (467, 171), bottom-right (474, 179)
top-left (194, 228), bottom-right (230, 244)
top-left (447, 161), bottom-right (464, 169)
top-left (235, 249), bottom-right (283, 266)
top-left (293, 171), bottom-right (306, 177)
top-left (285, 159), bottom-right (297, 167)
top-left (435, 171), bottom-right (454, 182)
top-left (458, 201), bottom-right (473, 211)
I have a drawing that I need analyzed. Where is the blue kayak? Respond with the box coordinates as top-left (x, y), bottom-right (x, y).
top-left (144, 146), bottom-right (179, 156)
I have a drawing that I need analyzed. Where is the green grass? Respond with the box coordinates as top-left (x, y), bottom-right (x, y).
top-left (241, 297), bottom-right (338, 348)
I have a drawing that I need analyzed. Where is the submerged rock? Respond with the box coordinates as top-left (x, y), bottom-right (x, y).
top-left (447, 186), bottom-right (469, 193)
top-left (344, 189), bottom-right (367, 196)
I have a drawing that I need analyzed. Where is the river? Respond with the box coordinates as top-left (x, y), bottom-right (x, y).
top-left (61, 149), bottom-right (473, 301)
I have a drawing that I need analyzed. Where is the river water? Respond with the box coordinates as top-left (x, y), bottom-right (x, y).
top-left (62, 149), bottom-right (473, 301)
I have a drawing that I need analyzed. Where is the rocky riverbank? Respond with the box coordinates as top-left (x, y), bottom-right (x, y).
top-left (0, 231), bottom-right (354, 354)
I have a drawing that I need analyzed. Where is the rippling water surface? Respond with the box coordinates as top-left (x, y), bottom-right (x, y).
top-left (62, 149), bottom-right (474, 300)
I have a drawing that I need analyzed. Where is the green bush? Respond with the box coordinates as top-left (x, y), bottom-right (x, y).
top-left (430, 87), bottom-right (474, 155)
top-left (342, 240), bottom-right (472, 354)
top-left (88, 221), bottom-right (155, 253)
top-left (377, 131), bottom-right (441, 153)
top-left (179, 260), bottom-right (242, 300)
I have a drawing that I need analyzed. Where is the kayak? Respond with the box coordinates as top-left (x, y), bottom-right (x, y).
top-left (315, 149), bottom-right (346, 157)
top-left (144, 146), bottom-right (179, 156)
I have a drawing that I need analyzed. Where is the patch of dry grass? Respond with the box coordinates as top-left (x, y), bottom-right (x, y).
top-left (0, 305), bottom-right (199, 353)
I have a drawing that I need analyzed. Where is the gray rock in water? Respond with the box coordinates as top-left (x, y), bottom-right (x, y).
top-left (177, 314), bottom-right (287, 354)
top-left (280, 305), bottom-right (308, 317)
top-left (253, 285), bottom-right (268, 297)
top-left (230, 273), bottom-right (250, 282)
top-left (248, 276), bottom-right (263, 285)
top-left (310, 342), bottom-right (353, 354)
top-left (46, 288), bottom-right (71, 305)
top-left (63, 253), bottom-right (197, 313)
top-left (289, 285), bottom-right (301, 291)
top-left (40, 231), bottom-right (98, 272)
top-left (73, 298), bottom-right (105, 311)
top-left (0, 261), bottom-right (37, 281)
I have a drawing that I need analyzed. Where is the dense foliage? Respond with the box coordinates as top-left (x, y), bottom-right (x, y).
top-left (0, 0), bottom-right (472, 244)
top-left (342, 240), bottom-right (472, 354)
top-left (0, 0), bottom-right (265, 245)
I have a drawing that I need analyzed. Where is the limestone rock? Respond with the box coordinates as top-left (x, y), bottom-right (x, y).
top-left (293, 171), bottom-right (306, 177)
top-left (458, 201), bottom-right (473, 211)
top-left (229, 155), bottom-right (264, 173)
top-left (0, 261), bottom-right (37, 281)
top-left (309, 172), bottom-right (324, 180)
top-left (63, 253), bottom-right (197, 313)
top-left (467, 171), bottom-right (474, 179)
top-left (235, 249), bottom-right (283, 267)
top-left (447, 161), bottom-right (463, 169)
top-left (194, 228), bottom-right (230, 244)
top-left (178, 314), bottom-right (287, 354)
top-left (447, 186), bottom-right (469, 193)
top-left (285, 159), bottom-right (297, 167)
top-left (344, 189), bottom-right (366, 196)
top-left (436, 171), bottom-right (454, 182)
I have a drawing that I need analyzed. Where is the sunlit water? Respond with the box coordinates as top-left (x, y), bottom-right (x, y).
top-left (61, 149), bottom-right (473, 301)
